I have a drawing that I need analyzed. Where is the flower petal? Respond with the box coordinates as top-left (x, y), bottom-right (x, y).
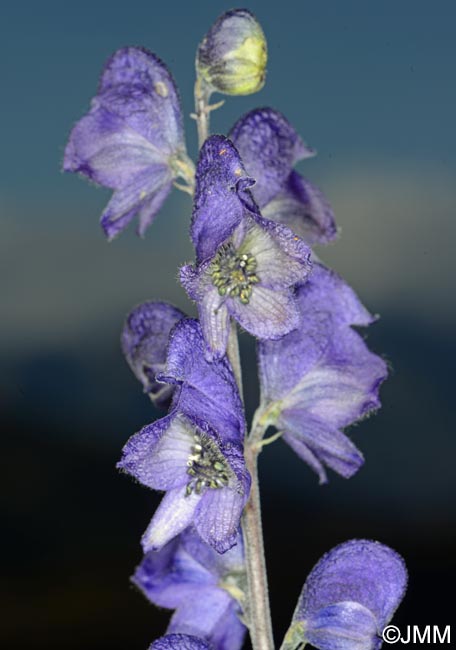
top-left (239, 219), bottom-right (311, 289)
top-left (282, 410), bottom-right (364, 484)
top-left (194, 488), bottom-right (245, 553)
top-left (121, 301), bottom-right (185, 408)
top-left (150, 634), bottom-right (213, 650)
top-left (99, 166), bottom-right (172, 240)
top-left (142, 486), bottom-right (202, 552)
top-left (132, 538), bottom-right (215, 609)
top-left (118, 414), bottom-right (196, 490)
top-left (199, 288), bottom-right (231, 360)
top-left (144, 415), bottom-right (197, 490)
top-left (98, 47), bottom-right (184, 152)
top-left (229, 107), bottom-right (315, 206)
top-left (262, 171), bottom-right (337, 245)
top-left (169, 589), bottom-right (245, 650)
top-left (158, 319), bottom-right (245, 440)
top-left (228, 286), bottom-right (300, 340)
top-left (303, 601), bottom-right (379, 650)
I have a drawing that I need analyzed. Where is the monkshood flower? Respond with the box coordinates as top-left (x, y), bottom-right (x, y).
top-left (258, 264), bottom-right (388, 483)
top-left (229, 108), bottom-right (337, 245)
top-left (281, 540), bottom-right (408, 650)
top-left (180, 135), bottom-right (312, 359)
top-left (63, 47), bottom-right (193, 240)
top-left (196, 9), bottom-right (267, 96)
top-left (134, 528), bottom-right (246, 650)
top-left (118, 318), bottom-right (249, 552)
top-left (150, 634), bottom-right (213, 650)
top-left (121, 301), bottom-right (184, 409)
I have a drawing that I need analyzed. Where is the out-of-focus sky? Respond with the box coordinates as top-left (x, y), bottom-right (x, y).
top-left (2, 2), bottom-right (456, 649)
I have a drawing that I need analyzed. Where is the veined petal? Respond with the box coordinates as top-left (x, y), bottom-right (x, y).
top-left (195, 487), bottom-right (245, 553)
top-left (229, 107), bottom-right (315, 206)
top-left (169, 588), bottom-right (245, 650)
top-left (63, 107), bottom-right (167, 186)
top-left (303, 601), bottom-right (379, 650)
top-left (158, 319), bottom-right (245, 440)
top-left (262, 171), bottom-right (337, 245)
top-left (132, 539), bottom-right (215, 609)
top-left (118, 414), bottom-right (175, 488)
top-left (145, 415), bottom-right (197, 490)
top-left (100, 166), bottom-right (172, 240)
top-left (199, 287), bottom-right (231, 360)
top-left (240, 220), bottom-right (311, 289)
top-left (142, 486), bottom-right (202, 552)
top-left (228, 286), bottom-right (300, 340)
top-left (282, 411), bottom-right (364, 484)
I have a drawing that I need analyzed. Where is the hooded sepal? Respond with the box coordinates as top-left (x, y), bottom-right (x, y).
top-left (281, 540), bottom-right (408, 650)
top-left (229, 108), bottom-right (337, 244)
top-left (121, 301), bottom-right (185, 408)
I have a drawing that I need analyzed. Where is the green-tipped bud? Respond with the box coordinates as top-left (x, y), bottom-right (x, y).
top-left (196, 9), bottom-right (267, 96)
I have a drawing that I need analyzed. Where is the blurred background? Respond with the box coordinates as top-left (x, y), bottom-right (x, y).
top-left (2, 0), bottom-right (455, 647)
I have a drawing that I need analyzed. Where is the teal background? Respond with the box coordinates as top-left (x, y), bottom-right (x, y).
top-left (2, 1), bottom-right (455, 648)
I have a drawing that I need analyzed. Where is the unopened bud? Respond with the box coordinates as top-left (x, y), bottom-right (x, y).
top-left (196, 9), bottom-right (267, 96)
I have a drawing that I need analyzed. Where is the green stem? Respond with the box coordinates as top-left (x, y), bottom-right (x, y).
top-left (194, 78), bottom-right (211, 148)
top-left (227, 321), bottom-right (243, 399)
top-left (242, 442), bottom-right (275, 650)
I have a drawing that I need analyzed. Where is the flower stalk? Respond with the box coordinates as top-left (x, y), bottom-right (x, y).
top-left (194, 87), bottom-right (274, 650)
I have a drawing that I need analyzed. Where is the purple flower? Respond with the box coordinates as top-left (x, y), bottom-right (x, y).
top-left (282, 540), bottom-right (407, 650)
top-left (150, 634), bottom-right (213, 650)
top-left (258, 264), bottom-right (388, 483)
top-left (63, 47), bottom-right (191, 240)
top-left (181, 135), bottom-right (312, 359)
top-left (118, 319), bottom-right (249, 552)
top-left (121, 301), bottom-right (185, 409)
top-left (229, 108), bottom-right (337, 245)
top-left (134, 528), bottom-right (246, 650)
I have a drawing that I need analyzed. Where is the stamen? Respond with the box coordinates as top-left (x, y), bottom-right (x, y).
top-left (210, 243), bottom-right (259, 304)
top-left (185, 432), bottom-right (231, 496)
